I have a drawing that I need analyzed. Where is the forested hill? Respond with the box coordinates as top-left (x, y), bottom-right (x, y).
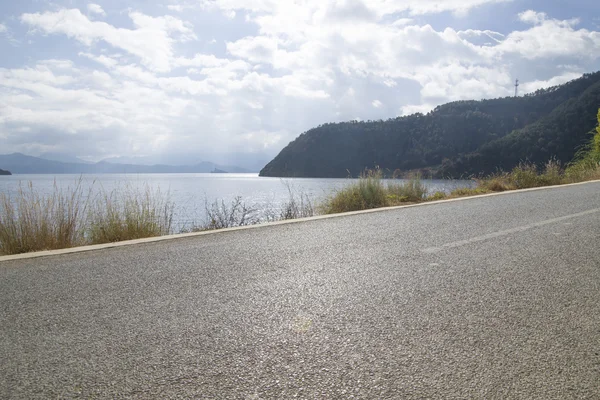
top-left (0, 169), bottom-right (11, 175)
top-left (260, 71), bottom-right (600, 178)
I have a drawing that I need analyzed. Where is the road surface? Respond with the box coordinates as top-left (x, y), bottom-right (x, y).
top-left (1, 182), bottom-right (600, 399)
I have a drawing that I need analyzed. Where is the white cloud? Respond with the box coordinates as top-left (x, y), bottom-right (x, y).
top-left (227, 36), bottom-right (279, 64)
top-left (79, 52), bottom-right (119, 68)
top-left (87, 4), bottom-right (106, 16)
top-left (199, 0), bottom-right (512, 19)
top-left (4, 2), bottom-right (600, 163)
top-left (497, 14), bottom-right (600, 59)
top-left (458, 29), bottom-right (505, 45)
top-left (392, 18), bottom-right (414, 27)
top-left (518, 10), bottom-right (547, 25)
top-left (21, 9), bottom-right (196, 72)
top-left (0, 61), bottom-right (191, 156)
top-left (0, 24), bottom-right (6, 33)
top-left (400, 103), bottom-right (435, 116)
top-left (520, 71), bottom-right (584, 94)
top-left (175, 54), bottom-right (233, 68)
top-left (39, 59), bottom-right (75, 69)
top-left (113, 64), bottom-right (157, 84)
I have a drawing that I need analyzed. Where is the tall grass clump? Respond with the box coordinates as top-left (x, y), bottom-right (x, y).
top-left (509, 162), bottom-right (546, 188)
top-left (320, 169), bottom-right (428, 214)
top-left (320, 169), bottom-right (388, 214)
top-left (387, 176), bottom-right (428, 203)
top-left (477, 158), bottom-right (564, 192)
top-left (0, 180), bottom-right (175, 255)
top-left (477, 172), bottom-right (512, 192)
top-left (88, 185), bottom-right (174, 244)
top-left (0, 180), bottom-right (89, 255)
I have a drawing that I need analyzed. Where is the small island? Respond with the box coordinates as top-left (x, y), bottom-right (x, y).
top-left (0, 168), bottom-right (11, 175)
top-left (210, 168), bottom-right (228, 174)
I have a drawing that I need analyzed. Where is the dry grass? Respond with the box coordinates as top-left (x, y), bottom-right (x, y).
top-left (277, 184), bottom-right (315, 220)
top-left (0, 180), bottom-right (174, 256)
top-left (427, 191), bottom-right (448, 201)
top-left (88, 185), bottom-right (174, 244)
top-left (186, 184), bottom-right (316, 232)
top-left (477, 159), bottom-right (565, 192)
top-left (449, 187), bottom-right (489, 197)
top-left (386, 177), bottom-right (428, 204)
top-left (202, 196), bottom-right (259, 230)
top-left (0, 180), bottom-right (89, 255)
top-left (564, 164), bottom-right (600, 183)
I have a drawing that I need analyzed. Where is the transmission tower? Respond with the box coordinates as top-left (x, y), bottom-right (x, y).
top-left (514, 79), bottom-right (519, 97)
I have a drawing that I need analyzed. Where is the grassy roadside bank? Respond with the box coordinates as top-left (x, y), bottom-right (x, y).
top-left (0, 180), bottom-right (318, 256)
top-left (1, 166), bottom-right (598, 257)
top-left (319, 160), bottom-right (600, 216)
top-left (2, 110), bottom-right (599, 257)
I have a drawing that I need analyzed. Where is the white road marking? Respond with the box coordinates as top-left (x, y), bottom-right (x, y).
top-left (422, 208), bottom-right (600, 254)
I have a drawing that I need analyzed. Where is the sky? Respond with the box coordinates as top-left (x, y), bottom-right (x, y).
top-left (0, 0), bottom-right (599, 167)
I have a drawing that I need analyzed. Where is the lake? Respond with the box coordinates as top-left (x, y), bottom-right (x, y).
top-left (0, 174), bottom-right (474, 231)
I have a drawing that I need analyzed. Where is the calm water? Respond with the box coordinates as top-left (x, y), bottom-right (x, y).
top-left (0, 174), bottom-right (474, 230)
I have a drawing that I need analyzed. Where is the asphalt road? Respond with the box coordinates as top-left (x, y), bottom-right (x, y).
top-left (1, 182), bottom-right (600, 399)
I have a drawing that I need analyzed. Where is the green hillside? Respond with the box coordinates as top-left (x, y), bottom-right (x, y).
top-left (260, 71), bottom-right (600, 178)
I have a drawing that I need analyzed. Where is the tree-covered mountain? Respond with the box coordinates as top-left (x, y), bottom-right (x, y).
top-left (0, 168), bottom-right (11, 175)
top-left (260, 71), bottom-right (600, 178)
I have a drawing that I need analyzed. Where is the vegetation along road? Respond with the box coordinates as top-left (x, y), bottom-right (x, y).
top-left (1, 182), bottom-right (600, 399)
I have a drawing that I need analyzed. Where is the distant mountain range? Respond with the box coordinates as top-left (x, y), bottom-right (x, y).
top-left (98, 153), bottom-right (272, 172)
top-left (261, 71), bottom-right (600, 178)
top-left (39, 152), bottom-right (94, 164)
top-left (0, 153), bottom-right (252, 174)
